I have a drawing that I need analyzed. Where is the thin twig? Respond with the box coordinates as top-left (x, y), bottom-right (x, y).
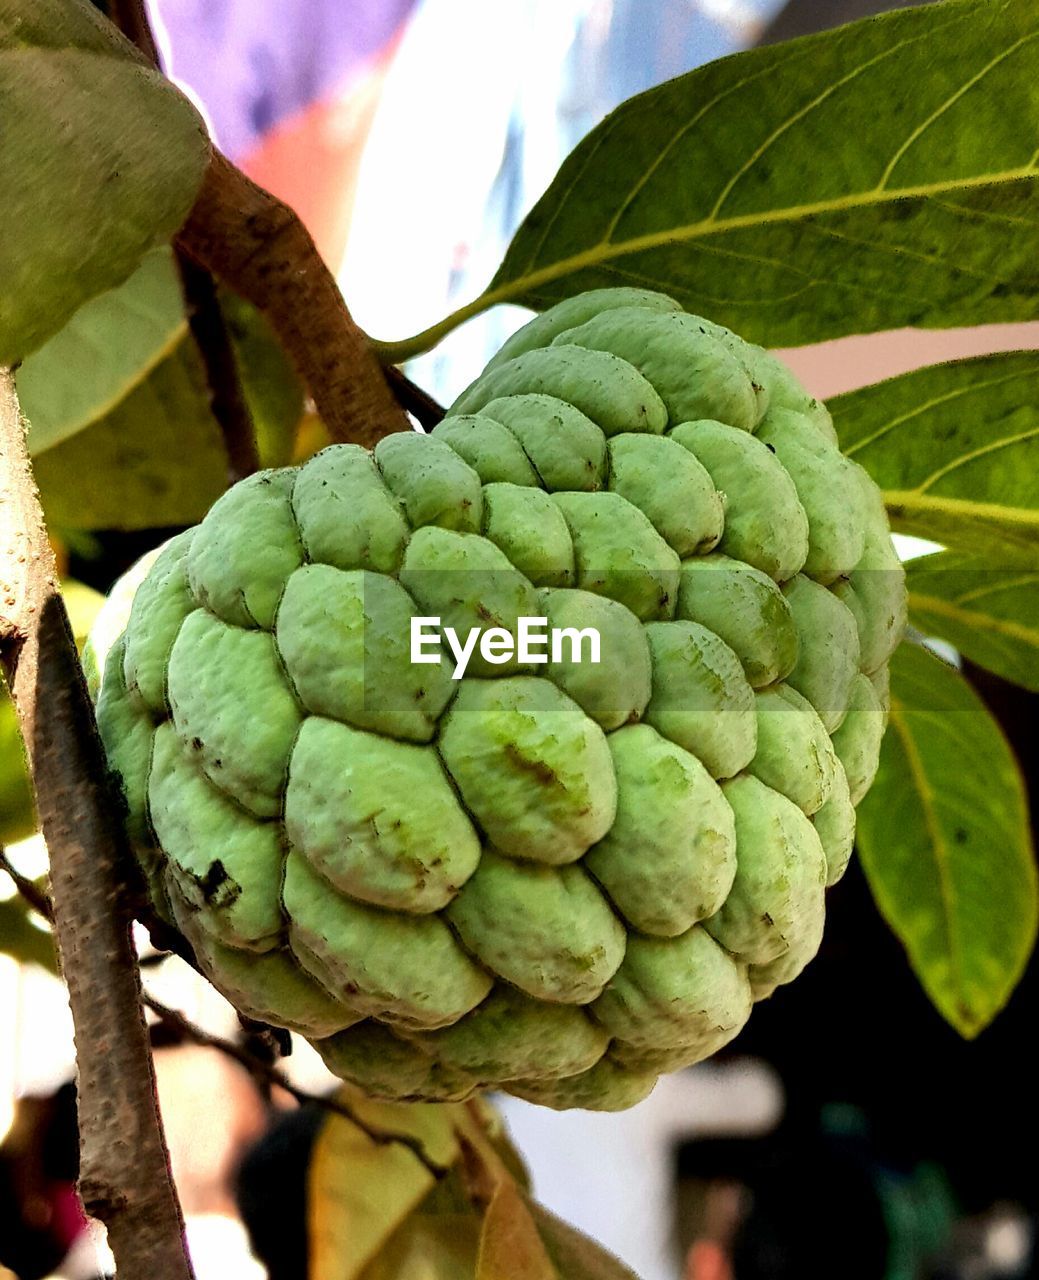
top-left (108, 0), bottom-right (261, 485)
top-left (142, 994), bottom-right (449, 1178)
top-left (0, 375), bottom-right (194, 1280)
top-left (176, 255), bottom-right (261, 483)
top-left (384, 366), bottom-right (447, 432)
top-left (0, 851), bottom-right (449, 1182)
top-left (0, 845), bottom-right (52, 920)
top-left (176, 152), bottom-right (411, 448)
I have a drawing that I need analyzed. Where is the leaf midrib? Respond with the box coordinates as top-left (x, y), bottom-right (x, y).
top-left (908, 590), bottom-right (1039, 647)
top-left (492, 164), bottom-right (1039, 305)
top-left (885, 489), bottom-right (1039, 530)
top-left (887, 691), bottom-right (965, 1010)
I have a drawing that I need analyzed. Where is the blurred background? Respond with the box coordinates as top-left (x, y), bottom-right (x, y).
top-left (3, 1), bottom-right (1038, 1277)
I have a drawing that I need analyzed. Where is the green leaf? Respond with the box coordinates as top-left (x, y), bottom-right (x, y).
top-left (221, 290), bottom-right (305, 467)
top-left (17, 259), bottom-right (304, 528)
top-left (907, 551), bottom-right (1039, 690)
top-left (0, 899), bottom-right (56, 973)
top-left (32, 341), bottom-right (227, 530)
top-left (0, 0), bottom-right (209, 363)
top-left (532, 1209), bottom-right (642, 1280)
top-left (17, 249), bottom-right (187, 454)
top-left (857, 642), bottom-right (1037, 1037)
top-left (377, 0), bottom-right (1039, 361)
top-left (830, 352), bottom-right (1039, 564)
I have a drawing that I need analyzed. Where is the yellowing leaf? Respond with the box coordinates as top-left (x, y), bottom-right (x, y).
top-left (338, 1086), bottom-right (463, 1172)
top-left (477, 1180), bottom-right (557, 1280)
top-left (308, 1107), bottom-right (438, 1280)
top-left (360, 1214), bottom-right (481, 1280)
top-left (533, 1208), bottom-right (642, 1280)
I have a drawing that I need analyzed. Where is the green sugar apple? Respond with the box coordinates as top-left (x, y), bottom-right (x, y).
top-left (88, 287), bottom-right (906, 1111)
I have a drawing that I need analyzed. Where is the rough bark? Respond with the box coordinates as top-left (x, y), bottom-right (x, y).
top-left (0, 373), bottom-right (194, 1280)
top-left (177, 152), bottom-right (411, 448)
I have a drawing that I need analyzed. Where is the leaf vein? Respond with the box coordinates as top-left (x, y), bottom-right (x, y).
top-left (916, 425), bottom-right (1039, 492)
top-left (877, 30), bottom-right (1039, 190)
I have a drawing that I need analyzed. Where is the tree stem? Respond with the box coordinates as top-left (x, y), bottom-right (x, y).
top-left (107, 0), bottom-right (161, 64)
top-left (0, 374), bottom-right (194, 1280)
top-left (176, 153), bottom-right (411, 447)
top-left (384, 366), bottom-right (447, 430)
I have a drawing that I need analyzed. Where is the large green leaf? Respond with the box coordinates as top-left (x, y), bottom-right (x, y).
top-left (21, 275), bottom-right (303, 530)
top-left (17, 249), bottom-right (187, 454)
top-left (32, 342), bottom-right (227, 530)
top-left (0, 0), bottom-right (209, 363)
top-left (377, 0), bottom-right (1039, 361)
top-left (857, 642), bottom-right (1037, 1037)
top-left (907, 551), bottom-right (1039, 690)
top-left (830, 352), bottom-right (1039, 564)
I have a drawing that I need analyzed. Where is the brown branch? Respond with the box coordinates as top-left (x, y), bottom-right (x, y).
top-left (107, 0), bottom-right (161, 63)
top-left (385, 365), bottom-right (447, 432)
top-left (0, 845), bottom-right (52, 920)
top-left (176, 153), bottom-right (411, 448)
top-left (0, 375), bottom-right (194, 1280)
top-left (176, 254), bottom-right (261, 483)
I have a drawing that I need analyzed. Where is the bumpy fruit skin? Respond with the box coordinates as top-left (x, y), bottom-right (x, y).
top-left (90, 287), bottom-right (906, 1111)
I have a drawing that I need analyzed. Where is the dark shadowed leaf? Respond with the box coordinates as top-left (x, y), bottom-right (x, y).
top-left (360, 1214), bottom-right (481, 1280)
top-left (18, 260), bottom-right (305, 528)
top-left (907, 551), bottom-right (1039, 690)
top-left (830, 353), bottom-right (1039, 564)
top-left (857, 642), bottom-right (1037, 1037)
top-left (221, 290), bottom-right (305, 467)
top-left (0, 899), bottom-right (56, 972)
top-left (378, 0), bottom-right (1039, 360)
top-left (0, 0), bottom-right (209, 362)
top-left (32, 342), bottom-right (226, 530)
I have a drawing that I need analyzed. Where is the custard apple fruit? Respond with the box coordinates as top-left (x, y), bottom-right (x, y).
top-left (89, 287), bottom-right (906, 1111)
